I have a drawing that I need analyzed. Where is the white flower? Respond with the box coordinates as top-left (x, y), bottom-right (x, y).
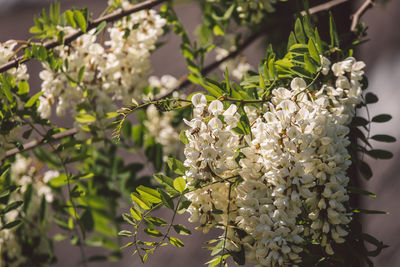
top-left (320, 55), bottom-right (331, 75)
top-left (290, 77), bottom-right (307, 91)
top-left (191, 93), bottom-right (207, 109)
top-left (208, 100), bottom-right (224, 116)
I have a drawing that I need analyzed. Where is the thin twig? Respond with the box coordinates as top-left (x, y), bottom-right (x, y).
top-left (5, 128), bottom-right (78, 158)
top-left (155, 30), bottom-right (265, 101)
top-left (0, 0), bottom-right (167, 74)
top-left (219, 182), bottom-right (233, 267)
top-left (4, 0), bottom-right (371, 158)
top-left (5, 31), bottom-right (264, 157)
top-left (301, 0), bottom-right (349, 16)
top-left (18, 120), bottom-right (88, 266)
top-left (351, 0), bottom-right (375, 32)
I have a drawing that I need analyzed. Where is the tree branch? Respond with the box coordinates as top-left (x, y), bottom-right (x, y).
top-left (301, 0), bottom-right (349, 16)
top-left (5, 128), bottom-right (77, 158)
top-left (0, 0), bottom-right (167, 74)
top-left (4, 29), bottom-right (261, 159)
top-left (155, 30), bottom-right (265, 100)
top-left (351, 0), bottom-right (375, 32)
top-left (4, 0), bottom-right (373, 158)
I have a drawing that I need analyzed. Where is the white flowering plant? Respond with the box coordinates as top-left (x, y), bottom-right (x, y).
top-left (0, 0), bottom-right (394, 267)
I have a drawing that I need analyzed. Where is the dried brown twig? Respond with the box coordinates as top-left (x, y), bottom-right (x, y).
top-left (351, 0), bottom-right (375, 32)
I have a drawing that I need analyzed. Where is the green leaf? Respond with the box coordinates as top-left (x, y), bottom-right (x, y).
top-left (287, 31), bottom-right (297, 51)
top-left (179, 130), bottom-right (189, 145)
top-left (81, 210), bottom-right (94, 232)
top-left (314, 28), bottom-right (323, 54)
top-left (77, 66), bottom-right (85, 83)
top-left (371, 114), bottom-right (392, 123)
top-left (25, 91), bottom-right (44, 108)
top-left (158, 189), bottom-right (174, 210)
top-left (131, 124), bottom-right (144, 146)
top-left (2, 220), bottom-right (22, 229)
top-left (307, 39), bottom-right (320, 63)
top-left (213, 24), bottom-right (224, 36)
top-left (144, 228), bottom-right (163, 237)
top-left (121, 242), bottom-right (134, 249)
top-left (76, 113), bottom-right (96, 123)
top-left (131, 192), bottom-right (151, 210)
top-left (49, 174), bottom-right (68, 187)
top-left (17, 80), bottom-right (29, 95)
top-left (353, 208), bottom-right (388, 215)
top-left (329, 12), bottom-right (339, 47)
top-left (173, 177), bottom-right (186, 193)
top-left (153, 174), bottom-right (177, 193)
top-left (348, 186), bottom-right (376, 198)
top-left (177, 199), bottom-right (191, 214)
top-left (122, 213), bottom-right (136, 225)
top-left (145, 216), bottom-right (168, 226)
top-left (65, 10), bottom-right (76, 27)
top-left (302, 16), bottom-right (315, 40)
top-left (118, 230), bottom-right (133, 237)
top-left (94, 21), bottom-right (107, 35)
top-left (365, 92), bottom-right (378, 104)
top-left (358, 160), bottom-right (373, 180)
top-left (204, 78), bottom-right (224, 98)
top-left (2, 201), bottom-right (23, 214)
top-left (294, 18), bottom-right (306, 44)
top-left (74, 10), bottom-right (87, 32)
top-left (371, 134), bottom-right (396, 143)
top-left (137, 186), bottom-right (162, 204)
top-left (304, 54), bottom-right (317, 74)
top-left (167, 158), bottom-right (185, 176)
top-left (54, 233), bottom-right (68, 242)
top-left (168, 236), bottom-right (184, 247)
top-left (130, 207), bottom-right (142, 221)
top-left (173, 224), bottom-right (191, 235)
top-left (38, 46), bottom-right (47, 61)
top-left (366, 149), bottom-right (393, 159)
top-left (352, 116), bottom-right (369, 127)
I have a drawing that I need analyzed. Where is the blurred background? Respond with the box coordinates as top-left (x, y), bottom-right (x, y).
top-left (0, 0), bottom-right (399, 266)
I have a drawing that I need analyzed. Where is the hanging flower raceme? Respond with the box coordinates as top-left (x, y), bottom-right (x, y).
top-left (182, 57), bottom-right (365, 266)
top-left (38, 3), bottom-right (166, 131)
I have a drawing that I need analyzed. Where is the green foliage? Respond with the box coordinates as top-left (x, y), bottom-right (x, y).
top-left (0, 0), bottom-right (393, 266)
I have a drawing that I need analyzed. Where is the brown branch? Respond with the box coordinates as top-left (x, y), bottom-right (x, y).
top-left (0, 0), bottom-right (166, 74)
top-left (154, 30), bottom-right (265, 101)
top-left (5, 0), bottom-right (365, 158)
top-left (4, 32), bottom-right (261, 159)
top-left (5, 128), bottom-right (77, 158)
top-left (351, 0), bottom-right (375, 32)
top-left (301, 0), bottom-right (349, 16)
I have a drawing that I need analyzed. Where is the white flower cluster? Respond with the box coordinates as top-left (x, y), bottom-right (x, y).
top-left (208, 0), bottom-right (278, 24)
top-left (0, 40), bottom-right (29, 161)
top-left (183, 94), bottom-right (241, 235)
top-left (38, 4), bottom-right (166, 129)
top-left (215, 47), bottom-right (252, 80)
top-left (1, 154), bottom-right (58, 266)
top-left (144, 75), bottom-right (182, 157)
top-left (183, 57), bottom-right (365, 266)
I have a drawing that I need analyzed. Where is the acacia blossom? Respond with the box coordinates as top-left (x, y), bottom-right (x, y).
top-left (38, 4), bottom-right (166, 132)
top-left (183, 57), bottom-right (364, 266)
